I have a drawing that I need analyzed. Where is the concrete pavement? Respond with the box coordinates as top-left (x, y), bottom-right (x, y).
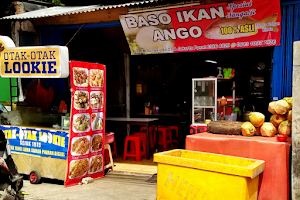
top-left (21, 171), bottom-right (157, 200)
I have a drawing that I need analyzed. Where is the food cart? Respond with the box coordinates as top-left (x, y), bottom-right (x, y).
top-left (0, 35), bottom-right (106, 187)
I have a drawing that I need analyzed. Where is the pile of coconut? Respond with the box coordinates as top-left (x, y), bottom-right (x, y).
top-left (241, 97), bottom-right (292, 137)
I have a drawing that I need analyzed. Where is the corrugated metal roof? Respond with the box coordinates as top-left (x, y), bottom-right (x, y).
top-left (1, 0), bottom-right (161, 20)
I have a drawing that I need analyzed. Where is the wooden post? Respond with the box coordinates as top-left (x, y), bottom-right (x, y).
top-left (125, 53), bottom-right (130, 136)
top-left (292, 41), bottom-right (300, 199)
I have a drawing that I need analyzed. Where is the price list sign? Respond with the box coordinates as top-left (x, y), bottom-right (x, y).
top-left (65, 61), bottom-right (106, 186)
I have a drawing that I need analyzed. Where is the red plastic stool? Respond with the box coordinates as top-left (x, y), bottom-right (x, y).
top-left (140, 125), bottom-right (156, 148)
top-left (158, 127), bottom-right (173, 149)
top-left (131, 132), bottom-right (146, 152)
top-left (123, 135), bottom-right (146, 161)
top-left (168, 126), bottom-right (178, 145)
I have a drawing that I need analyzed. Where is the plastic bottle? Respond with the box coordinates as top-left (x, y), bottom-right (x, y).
top-left (220, 96), bottom-right (227, 105)
top-left (156, 106), bottom-right (159, 113)
top-left (217, 67), bottom-right (223, 79)
top-left (153, 105), bottom-right (156, 114)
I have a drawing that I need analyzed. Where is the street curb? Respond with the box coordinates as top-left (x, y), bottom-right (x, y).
top-left (105, 170), bottom-right (154, 177)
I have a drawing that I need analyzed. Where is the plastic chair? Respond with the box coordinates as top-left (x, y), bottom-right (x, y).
top-left (158, 126), bottom-right (173, 149)
top-left (123, 135), bottom-right (146, 161)
top-left (168, 126), bottom-right (178, 145)
top-left (140, 125), bottom-right (156, 148)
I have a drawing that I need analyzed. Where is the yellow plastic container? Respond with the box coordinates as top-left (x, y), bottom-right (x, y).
top-left (154, 149), bottom-right (265, 200)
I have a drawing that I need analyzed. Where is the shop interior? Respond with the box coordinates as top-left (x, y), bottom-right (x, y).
top-left (130, 47), bottom-right (273, 119)
top-left (1, 26), bottom-right (274, 172)
top-left (62, 27), bottom-right (274, 142)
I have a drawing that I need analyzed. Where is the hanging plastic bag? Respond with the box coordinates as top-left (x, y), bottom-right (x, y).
top-left (35, 79), bottom-right (54, 108)
top-left (45, 87), bottom-right (54, 108)
top-left (24, 79), bottom-right (38, 107)
top-left (58, 101), bottom-right (67, 113)
top-left (35, 79), bottom-right (46, 107)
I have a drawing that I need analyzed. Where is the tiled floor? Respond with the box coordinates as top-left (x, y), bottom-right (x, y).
top-left (112, 156), bottom-right (158, 175)
top-left (107, 141), bottom-right (178, 175)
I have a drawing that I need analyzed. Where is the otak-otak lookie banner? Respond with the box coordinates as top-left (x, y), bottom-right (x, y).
top-left (0, 125), bottom-right (68, 159)
top-left (120, 0), bottom-right (281, 55)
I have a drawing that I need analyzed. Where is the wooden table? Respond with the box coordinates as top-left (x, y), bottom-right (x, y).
top-left (186, 132), bottom-right (292, 200)
top-left (135, 113), bottom-right (187, 147)
top-left (105, 117), bottom-right (159, 159)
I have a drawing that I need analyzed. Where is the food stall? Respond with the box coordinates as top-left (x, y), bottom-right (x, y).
top-left (119, 1), bottom-right (292, 199)
top-left (186, 93), bottom-right (293, 200)
top-left (119, 0), bottom-right (281, 137)
top-left (0, 35), bottom-right (106, 187)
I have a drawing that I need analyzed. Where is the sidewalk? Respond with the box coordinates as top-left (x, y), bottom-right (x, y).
top-left (22, 171), bottom-right (157, 200)
top-left (112, 156), bottom-right (158, 175)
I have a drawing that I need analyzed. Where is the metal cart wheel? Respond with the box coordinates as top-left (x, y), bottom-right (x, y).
top-left (29, 170), bottom-right (41, 184)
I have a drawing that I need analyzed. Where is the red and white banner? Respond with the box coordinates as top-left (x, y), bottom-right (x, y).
top-left (65, 61), bottom-right (106, 186)
top-left (120, 0), bottom-right (281, 55)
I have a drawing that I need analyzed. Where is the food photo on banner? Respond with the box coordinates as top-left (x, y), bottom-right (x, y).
top-left (0, 125), bottom-right (68, 159)
top-left (65, 61), bottom-right (106, 187)
top-left (120, 0), bottom-right (281, 55)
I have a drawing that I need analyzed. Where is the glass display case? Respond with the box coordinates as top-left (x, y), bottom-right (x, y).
top-left (192, 78), bottom-right (217, 125)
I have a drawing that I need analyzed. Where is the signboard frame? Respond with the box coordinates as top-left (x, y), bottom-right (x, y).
top-left (0, 35), bottom-right (69, 78)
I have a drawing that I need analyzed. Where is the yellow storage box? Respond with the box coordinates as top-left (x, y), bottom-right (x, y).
top-left (154, 149), bottom-right (265, 200)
